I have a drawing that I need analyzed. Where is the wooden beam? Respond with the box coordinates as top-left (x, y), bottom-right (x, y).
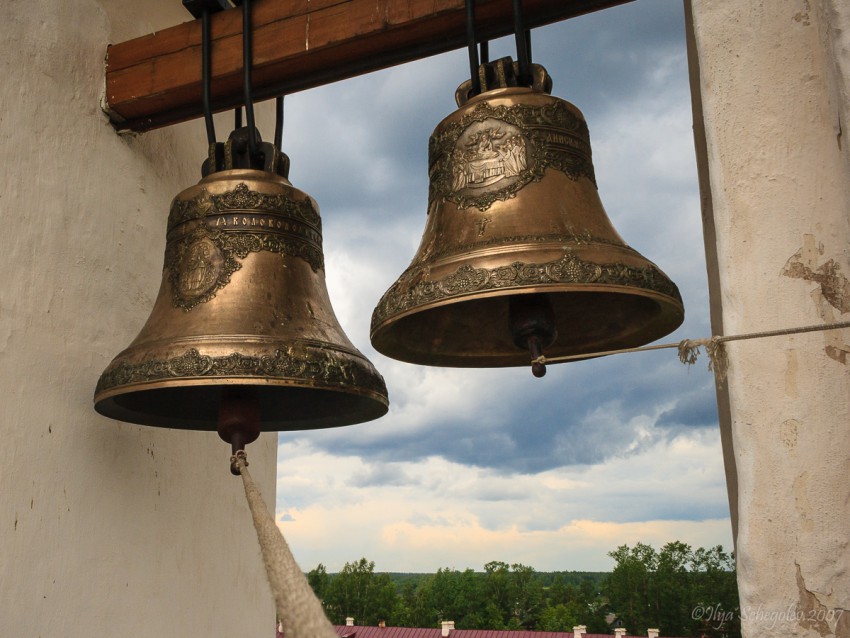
top-left (105, 0), bottom-right (632, 132)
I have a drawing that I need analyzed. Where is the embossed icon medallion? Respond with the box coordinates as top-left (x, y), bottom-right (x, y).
top-left (429, 100), bottom-right (596, 212)
top-left (177, 237), bottom-right (223, 302)
top-left (450, 119), bottom-right (529, 197)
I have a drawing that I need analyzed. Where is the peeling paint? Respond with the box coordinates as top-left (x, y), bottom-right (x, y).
top-left (782, 234), bottom-right (850, 364)
top-left (795, 563), bottom-right (832, 636)
top-left (824, 344), bottom-right (849, 365)
top-left (783, 236), bottom-right (850, 314)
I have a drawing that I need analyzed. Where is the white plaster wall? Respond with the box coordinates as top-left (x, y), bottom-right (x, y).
top-left (0, 1), bottom-right (278, 635)
top-left (687, 1), bottom-right (850, 637)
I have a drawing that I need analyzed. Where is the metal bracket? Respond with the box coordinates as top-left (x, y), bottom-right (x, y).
top-left (182, 0), bottom-right (237, 20)
top-left (455, 58), bottom-right (553, 106)
top-left (203, 127), bottom-right (290, 178)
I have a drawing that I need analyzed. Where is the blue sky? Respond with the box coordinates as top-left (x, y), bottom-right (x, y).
top-left (271, 0), bottom-right (733, 573)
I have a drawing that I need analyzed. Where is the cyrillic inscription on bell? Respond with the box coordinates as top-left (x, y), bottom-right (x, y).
top-left (95, 163), bottom-right (388, 430)
top-left (371, 60), bottom-right (684, 373)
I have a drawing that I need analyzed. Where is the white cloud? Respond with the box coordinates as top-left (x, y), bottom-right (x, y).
top-left (276, 429), bottom-right (732, 572)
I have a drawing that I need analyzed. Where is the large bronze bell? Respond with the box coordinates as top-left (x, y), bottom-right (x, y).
top-left (371, 60), bottom-right (684, 374)
top-left (95, 130), bottom-right (388, 434)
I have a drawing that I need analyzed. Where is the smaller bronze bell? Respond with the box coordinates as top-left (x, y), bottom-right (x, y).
top-left (371, 59), bottom-right (684, 374)
top-left (95, 129), bottom-right (388, 434)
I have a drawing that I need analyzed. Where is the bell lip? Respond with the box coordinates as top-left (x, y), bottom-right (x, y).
top-left (93, 377), bottom-right (389, 431)
top-left (370, 284), bottom-right (685, 368)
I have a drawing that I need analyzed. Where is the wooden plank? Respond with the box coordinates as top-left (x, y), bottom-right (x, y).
top-left (105, 0), bottom-right (632, 132)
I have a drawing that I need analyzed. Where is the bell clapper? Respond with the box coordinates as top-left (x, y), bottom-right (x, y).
top-left (508, 294), bottom-right (557, 378)
top-left (527, 335), bottom-right (547, 378)
top-left (217, 387), bottom-right (261, 475)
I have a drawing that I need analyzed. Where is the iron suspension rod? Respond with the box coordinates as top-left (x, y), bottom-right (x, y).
top-left (512, 0), bottom-right (532, 84)
top-left (201, 9), bottom-right (216, 145)
top-left (274, 96), bottom-right (284, 151)
top-left (465, 0), bottom-right (481, 96)
top-left (242, 0), bottom-right (258, 158)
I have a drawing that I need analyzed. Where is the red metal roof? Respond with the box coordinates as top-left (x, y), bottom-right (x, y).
top-left (332, 627), bottom-right (657, 638)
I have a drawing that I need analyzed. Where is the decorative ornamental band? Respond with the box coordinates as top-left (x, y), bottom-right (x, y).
top-left (371, 252), bottom-right (682, 329)
top-left (168, 182), bottom-right (321, 232)
top-left (95, 347), bottom-right (388, 397)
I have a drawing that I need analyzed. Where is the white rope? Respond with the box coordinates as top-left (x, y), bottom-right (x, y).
top-left (232, 451), bottom-right (338, 638)
top-left (534, 319), bottom-right (850, 383)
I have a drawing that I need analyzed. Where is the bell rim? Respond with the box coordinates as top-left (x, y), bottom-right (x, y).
top-left (372, 281), bottom-right (683, 330)
top-left (94, 375), bottom-right (390, 403)
top-left (370, 284), bottom-right (684, 368)
top-left (94, 378), bottom-right (389, 431)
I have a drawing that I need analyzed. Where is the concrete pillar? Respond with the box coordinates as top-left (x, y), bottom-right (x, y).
top-left (0, 1), bottom-right (277, 635)
top-left (686, 1), bottom-right (850, 637)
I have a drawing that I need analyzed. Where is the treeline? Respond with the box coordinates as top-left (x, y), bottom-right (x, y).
top-left (306, 542), bottom-right (740, 637)
top-left (606, 542), bottom-right (739, 637)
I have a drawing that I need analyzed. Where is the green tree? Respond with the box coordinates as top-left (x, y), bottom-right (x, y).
top-left (478, 561), bottom-right (546, 630)
top-left (482, 560), bottom-right (512, 625)
top-left (605, 542), bottom-right (740, 638)
top-left (653, 541), bottom-right (694, 635)
top-left (321, 558), bottom-right (399, 626)
top-left (391, 580), bottom-right (419, 627)
top-left (691, 545), bottom-right (740, 637)
top-left (606, 542), bottom-right (658, 632)
top-left (539, 603), bottom-right (580, 632)
top-left (508, 563), bottom-right (545, 629)
top-left (307, 563), bottom-right (330, 603)
top-left (415, 567), bottom-right (485, 628)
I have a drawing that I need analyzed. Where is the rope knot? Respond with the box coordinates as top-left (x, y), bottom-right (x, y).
top-left (705, 336), bottom-right (729, 383)
top-left (677, 338), bottom-right (712, 365)
top-left (230, 449), bottom-right (248, 475)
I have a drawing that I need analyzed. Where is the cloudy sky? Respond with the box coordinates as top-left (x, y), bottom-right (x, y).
top-left (272, 0), bottom-right (733, 573)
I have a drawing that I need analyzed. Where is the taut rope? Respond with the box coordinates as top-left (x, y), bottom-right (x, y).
top-left (533, 320), bottom-right (850, 383)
